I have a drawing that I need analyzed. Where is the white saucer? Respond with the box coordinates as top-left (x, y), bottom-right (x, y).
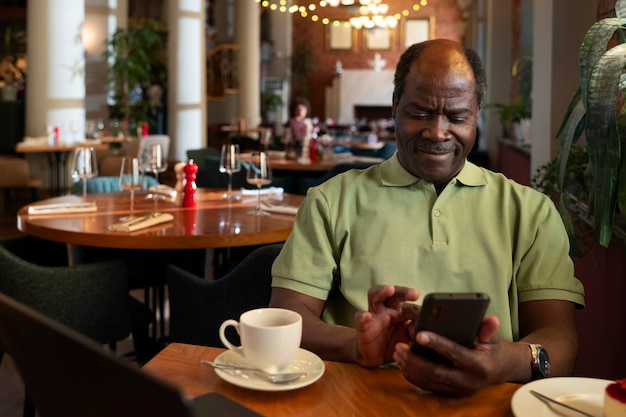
top-left (511, 377), bottom-right (612, 416)
top-left (211, 348), bottom-right (325, 392)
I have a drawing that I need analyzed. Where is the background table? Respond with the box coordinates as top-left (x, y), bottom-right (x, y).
top-left (15, 141), bottom-right (110, 196)
top-left (143, 344), bottom-right (521, 417)
top-left (17, 188), bottom-right (303, 249)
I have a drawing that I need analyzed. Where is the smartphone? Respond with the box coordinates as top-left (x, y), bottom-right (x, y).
top-left (409, 292), bottom-right (490, 363)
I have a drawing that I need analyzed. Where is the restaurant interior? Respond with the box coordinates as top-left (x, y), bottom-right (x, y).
top-left (1, 0), bottom-right (625, 416)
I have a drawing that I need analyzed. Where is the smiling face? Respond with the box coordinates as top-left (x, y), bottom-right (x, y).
top-left (392, 41), bottom-right (479, 192)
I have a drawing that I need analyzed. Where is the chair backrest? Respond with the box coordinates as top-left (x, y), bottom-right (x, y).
top-left (167, 243), bottom-right (283, 347)
top-left (0, 292), bottom-right (263, 417)
top-left (196, 155), bottom-right (249, 189)
top-left (137, 134), bottom-right (171, 161)
top-left (0, 236), bottom-right (132, 345)
top-left (186, 147), bottom-right (220, 169)
top-left (70, 176), bottom-right (159, 195)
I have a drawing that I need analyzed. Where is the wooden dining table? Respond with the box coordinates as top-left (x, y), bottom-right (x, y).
top-left (17, 188), bottom-right (304, 250)
top-left (143, 343), bottom-right (522, 417)
top-left (15, 141), bottom-right (111, 196)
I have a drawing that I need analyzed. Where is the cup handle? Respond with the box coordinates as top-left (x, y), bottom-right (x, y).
top-left (218, 319), bottom-right (244, 357)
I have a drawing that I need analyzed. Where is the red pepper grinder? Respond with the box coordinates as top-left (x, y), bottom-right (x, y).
top-left (183, 160), bottom-right (198, 208)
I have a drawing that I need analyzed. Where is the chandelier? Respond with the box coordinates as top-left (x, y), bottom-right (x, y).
top-left (256, 0), bottom-right (429, 29)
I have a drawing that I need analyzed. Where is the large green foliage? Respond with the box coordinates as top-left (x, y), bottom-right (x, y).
top-left (103, 19), bottom-right (167, 133)
top-left (556, 0), bottom-right (626, 248)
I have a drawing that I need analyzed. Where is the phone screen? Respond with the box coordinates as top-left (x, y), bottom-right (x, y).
top-left (409, 292), bottom-right (490, 363)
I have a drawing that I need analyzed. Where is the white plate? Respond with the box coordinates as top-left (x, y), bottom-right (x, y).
top-left (211, 348), bottom-right (325, 392)
top-left (512, 377), bottom-right (612, 417)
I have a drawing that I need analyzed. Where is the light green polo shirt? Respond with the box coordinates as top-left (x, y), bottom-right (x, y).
top-left (272, 155), bottom-right (585, 342)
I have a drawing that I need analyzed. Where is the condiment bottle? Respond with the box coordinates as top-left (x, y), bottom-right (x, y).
top-left (183, 160), bottom-right (198, 208)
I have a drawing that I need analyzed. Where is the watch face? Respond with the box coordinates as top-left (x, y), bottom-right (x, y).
top-left (538, 347), bottom-right (551, 377)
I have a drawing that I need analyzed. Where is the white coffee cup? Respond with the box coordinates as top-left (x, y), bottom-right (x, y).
top-left (219, 308), bottom-right (302, 374)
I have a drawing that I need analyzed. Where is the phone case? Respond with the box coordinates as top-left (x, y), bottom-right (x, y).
top-left (410, 292), bottom-right (490, 363)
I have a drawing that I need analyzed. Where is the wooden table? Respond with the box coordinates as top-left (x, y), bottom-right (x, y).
top-left (143, 344), bottom-right (521, 417)
top-left (15, 141), bottom-right (110, 196)
top-left (17, 188), bottom-right (303, 249)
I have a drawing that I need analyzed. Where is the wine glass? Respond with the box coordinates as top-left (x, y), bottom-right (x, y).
top-left (246, 151), bottom-right (272, 216)
top-left (119, 157), bottom-right (143, 221)
top-left (148, 143), bottom-right (168, 184)
top-left (219, 144), bottom-right (241, 199)
top-left (71, 146), bottom-right (98, 198)
top-left (140, 143), bottom-right (167, 200)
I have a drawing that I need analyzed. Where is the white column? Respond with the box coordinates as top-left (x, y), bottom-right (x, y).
top-left (166, 0), bottom-right (206, 161)
top-left (236, 0), bottom-right (261, 130)
top-left (531, 0), bottom-right (595, 174)
top-left (26, 0), bottom-right (86, 142)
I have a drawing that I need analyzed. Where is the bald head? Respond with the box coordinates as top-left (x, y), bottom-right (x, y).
top-left (393, 39), bottom-right (487, 108)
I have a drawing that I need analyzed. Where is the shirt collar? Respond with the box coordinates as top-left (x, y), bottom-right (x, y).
top-left (380, 152), bottom-right (488, 188)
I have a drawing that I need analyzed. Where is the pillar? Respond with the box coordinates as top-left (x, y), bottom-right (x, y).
top-left (166, 0), bottom-right (206, 161)
top-left (236, 0), bottom-right (261, 131)
top-left (26, 0), bottom-right (86, 142)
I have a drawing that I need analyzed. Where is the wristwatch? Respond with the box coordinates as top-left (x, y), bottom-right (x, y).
top-left (529, 343), bottom-right (551, 379)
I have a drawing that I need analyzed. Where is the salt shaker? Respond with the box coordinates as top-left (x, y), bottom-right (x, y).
top-left (183, 160), bottom-right (198, 208)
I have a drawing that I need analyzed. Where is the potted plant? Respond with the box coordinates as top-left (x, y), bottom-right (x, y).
top-left (488, 100), bottom-right (532, 144)
top-left (262, 91), bottom-right (283, 123)
top-left (532, 144), bottom-right (592, 257)
top-left (555, 0), bottom-right (626, 248)
top-left (103, 19), bottom-right (167, 137)
top-left (0, 26), bottom-right (26, 101)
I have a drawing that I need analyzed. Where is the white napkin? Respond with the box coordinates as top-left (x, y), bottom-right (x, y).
top-left (240, 187), bottom-right (284, 196)
top-left (148, 184), bottom-right (177, 199)
top-left (108, 212), bottom-right (174, 232)
top-left (260, 202), bottom-right (299, 215)
top-left (28, 202), bottom-right (97, 215)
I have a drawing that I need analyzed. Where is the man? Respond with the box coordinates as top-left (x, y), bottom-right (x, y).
top-left (269, 39), bottom-right (584, 396)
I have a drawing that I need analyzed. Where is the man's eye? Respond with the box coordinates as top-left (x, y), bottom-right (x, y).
top-left (409, 112), bottom-right (429, 119)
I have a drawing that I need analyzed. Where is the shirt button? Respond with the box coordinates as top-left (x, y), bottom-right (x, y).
top-left (433, 209), bottom-right (441, 217)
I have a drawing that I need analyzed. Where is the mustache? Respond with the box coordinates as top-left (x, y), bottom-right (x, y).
top-left (415, 142), bottom-right (459, 154)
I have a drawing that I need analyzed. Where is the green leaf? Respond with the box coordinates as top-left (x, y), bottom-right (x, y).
top-left (584, 43), bottom-right (626, 246)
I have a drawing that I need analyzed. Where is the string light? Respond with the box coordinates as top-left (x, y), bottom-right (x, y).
top-left (255, 0), bottom-right (428, 29)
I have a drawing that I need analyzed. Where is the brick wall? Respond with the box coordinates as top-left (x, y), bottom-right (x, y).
top-left (290, 0), bottom-right (464, 118)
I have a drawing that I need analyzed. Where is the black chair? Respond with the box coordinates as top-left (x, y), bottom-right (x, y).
top-left (167, 243), bottom-right (283, 347)
top-left (0, 235), bottom-right (153, 417)
top-left (186, 146), bottom-right (220, 170)
top-left (297, 162), bottom-right (376, 195)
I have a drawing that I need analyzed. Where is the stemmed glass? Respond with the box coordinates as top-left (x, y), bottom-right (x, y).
top-left (246, 151), bottom-right (272, 216)
top-left (71, 146), bottom-right (98, 198)
top-left (219, 144), bottom-right (241, 199)
top-left (119, 157), bottom-right (143, 221)
top-left (140, 143), bottom-right (167, 200)
top-left (148, 143), bottom-right (168, 184)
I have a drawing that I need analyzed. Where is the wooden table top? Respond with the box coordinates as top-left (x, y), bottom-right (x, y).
top-left (15, 141), bottom-right (110, 153)
top-left (142, 343), bottom-right (521, 417)
top-left (17, 189), bottom-right (303, 249)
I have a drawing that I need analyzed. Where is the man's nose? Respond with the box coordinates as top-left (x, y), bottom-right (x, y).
top-left (423, 116), bottom-right (451, 141)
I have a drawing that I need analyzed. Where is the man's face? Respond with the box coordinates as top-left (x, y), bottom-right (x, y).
top-left (392, 50), bottom-right (479, 190)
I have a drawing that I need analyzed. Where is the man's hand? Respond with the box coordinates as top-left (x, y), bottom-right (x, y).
top-left (393, 315), bottom-right (507, 396)
top-left (354, 285), bottom-right (420, 367)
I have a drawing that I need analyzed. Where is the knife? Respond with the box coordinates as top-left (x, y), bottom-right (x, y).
top-left (530, 390), bottom-right (596, 417)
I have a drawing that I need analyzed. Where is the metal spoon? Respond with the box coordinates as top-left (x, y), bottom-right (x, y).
top-left (200, 359), bottom-right (306, 384)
